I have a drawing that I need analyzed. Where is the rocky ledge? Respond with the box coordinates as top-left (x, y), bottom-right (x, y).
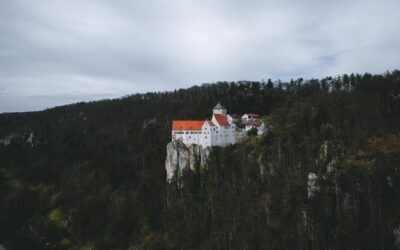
top-left (165, 140), bottom-right (211, 182)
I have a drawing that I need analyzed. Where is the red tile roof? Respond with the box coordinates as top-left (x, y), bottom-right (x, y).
top-left (172, 121), bottom-right (204, 130)
top-left (245, 120), bottom-right (262, 127)
top-left (213, 114), bottom-right (229, 126)
top-left (205, 120), bottom-right (215, 126)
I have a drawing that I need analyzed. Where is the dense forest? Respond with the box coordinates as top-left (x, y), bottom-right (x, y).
top-left (0, 71), bottom-right (400, 249)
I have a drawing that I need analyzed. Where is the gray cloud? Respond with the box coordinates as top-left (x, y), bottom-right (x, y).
top-left (0, 0), bottom-right (399, 112)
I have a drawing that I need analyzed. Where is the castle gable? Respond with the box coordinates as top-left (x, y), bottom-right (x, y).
top-left (213, 114), bottom-right (229, 126)
top-left (204, 120), bottom-right (215, 126)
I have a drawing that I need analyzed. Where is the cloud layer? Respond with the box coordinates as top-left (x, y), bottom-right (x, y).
top-left (1, 0), bottom-right (399, 112)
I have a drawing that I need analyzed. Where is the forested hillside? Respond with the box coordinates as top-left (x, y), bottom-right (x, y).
top-left (0, 71), bottom-right (400, 250)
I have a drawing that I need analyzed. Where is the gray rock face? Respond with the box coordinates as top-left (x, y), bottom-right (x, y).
top-left (165, 141), bottom-right (211, 182)
top-left (394, 224), bottom-right (400, 249)
top-left (0, 134), bottom-right (16, 146)
top-left (307, 172), bottom-right (319, 199)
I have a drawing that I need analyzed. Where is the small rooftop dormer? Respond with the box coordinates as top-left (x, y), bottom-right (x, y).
top-left (213, 102), bottom-right (227, 117)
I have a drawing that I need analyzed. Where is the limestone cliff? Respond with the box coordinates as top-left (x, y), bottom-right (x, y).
top-left (165, 140), bottom-right (211, 182)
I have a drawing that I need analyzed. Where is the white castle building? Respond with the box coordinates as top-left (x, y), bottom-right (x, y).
top-left (171, 103), bottom-right (236, 147)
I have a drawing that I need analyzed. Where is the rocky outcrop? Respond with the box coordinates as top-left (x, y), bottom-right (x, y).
top-left (395, 224), bottom-right (400, 249)
top-left (165, 141), bottom-right (211, 182)
top-left (0, 134), bottom-right (16, 146)
top-left (0, 132), bottom-right (36, 147)
top-left (307, 172), bottom-right (319, 199)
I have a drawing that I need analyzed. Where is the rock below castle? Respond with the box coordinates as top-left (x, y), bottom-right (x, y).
top-left (165, 140), bottom-right (211, 182)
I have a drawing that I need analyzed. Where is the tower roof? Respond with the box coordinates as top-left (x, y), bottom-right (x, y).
top-left (214, 102), bottom-right (225, 110)
top-left (213, 114), bottom-right (229, 126)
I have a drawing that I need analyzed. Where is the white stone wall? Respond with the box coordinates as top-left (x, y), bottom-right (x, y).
top-left (225, 125), bottom-right (235, 145)
top-left (228, 125), bottom-right (236, 144)
top-left (208, 124), bottom-right (235, 147)
top-left (210, 125), bottom-right (219, 146)
top-left (172, 130), bottom-right (201, 146)
top-left (200, 123), bottom-right (212, 147)
top-left (227, 114), bottom-right (234, 124)
top-left (173, 125), bottom-right (236, 148)
top-left (242, 114), bottom-right (258, 122)
top-left (213, 108), bottom-right (227, 117)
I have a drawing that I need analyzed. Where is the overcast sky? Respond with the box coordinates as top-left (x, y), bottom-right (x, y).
top-left (0, 0), bottom-right (399, 112)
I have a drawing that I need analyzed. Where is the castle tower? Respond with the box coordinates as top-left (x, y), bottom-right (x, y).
top-left (213, 102), bottom-right (227, 117)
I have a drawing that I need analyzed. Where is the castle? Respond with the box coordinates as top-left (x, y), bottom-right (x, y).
top-left (171, 103), bottom-right (235, 147)
top-left (171, 103), bottom-right (266, 148)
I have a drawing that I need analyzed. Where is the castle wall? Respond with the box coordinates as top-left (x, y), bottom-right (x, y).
top-left (213, 108), bottom-right (227, 117)
top-left (172, 130), bottom-right (201, 145)
top-left (172, 104), bottom-right (237, 148)
top-left (200, 123), bottom-right (212, 148)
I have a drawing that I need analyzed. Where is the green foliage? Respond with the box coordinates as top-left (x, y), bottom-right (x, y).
top-left (0, 71), bottom-right (400, 249)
